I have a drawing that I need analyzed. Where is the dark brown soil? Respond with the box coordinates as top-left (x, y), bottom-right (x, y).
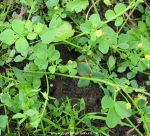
top-left (52, 77), bottom-right (102, 113)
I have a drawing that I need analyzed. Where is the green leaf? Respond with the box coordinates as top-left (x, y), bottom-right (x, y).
top-left (117, 64), bottom-right (127, 73)
top-left (27, 32), bottom-right (37, 40)
top-left (40, 21), bottom-right (74, 43)
top-left (77, 62), bottom-right (91, 76)
top-left (118, 43), bottom-right (129, 49)
top-left (102, 25), bottom-right (117, 44)
top-left (114, 3), bottom-right (126, 14)
top-left (115, 101), bottom-right (132, 119)
top-left (105, 10), bottom-right (115, 20)
top-left (14, 55), bottom-right (25, 62)
top-left (66, 61), bottom-right (77, 75)
top-left (130, 80), bottom-right (138, 88)
top-left (48, 65), bottom-right (56, 74)
top-left (101, 95), bottom-right (114, 109)
top-left (0, 93), bottom-right (12, 107)
top-left (89, 14), bottom-right (101, 28)
top-left (0, 115), bottom-right (8, 131)
top-left (40, 29), bottom-right (54, 44)
top-left (98, 38), bottom-right (110, 54)
top-left (80, 98), bottom-right (86, 111)
top-left (103, 0), bottom-right (112, 6)
top-left (31, 43), bottom-right (60, 70)
top-left (48, 45), bottom-right (60, 61)
top-left (136, 99), bottom-right (146, 108)
top-left (52, 21), bottom-right (74, 42)
top-left (66, 0), bottom-right (89, 13)
top-left (115, 17), bottom-right (123, 26)
top-left (12, 19), bottom-right (25, 35)
top-left (107, 56), bottom-right (116, 70)
top-left (138, 21), bottom-right (147, 33)
top-left (15, 37), bottom-right (29, 56)
top-left (46, 0), bottom-right (59, 8)
top-left (34, 23), bottom-right (43, 34)
top-left (12, 113), bottom-right (25, 119)
top-left (78, 79), bottom-right (90, 88)
top-left (0, 29), bottom-right (16, 45)
top-left (106, 107), bottom-right (121, 128)
top-left (80, 21), bottom-right (92, 33)
top-left (25, 20), bottom-right (33, 32)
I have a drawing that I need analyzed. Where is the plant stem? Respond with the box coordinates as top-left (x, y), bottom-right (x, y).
top-left (118, 4), bottom-right (137, 34)
top-left (2, 0), bottom-right (13, 22)
top-left (100, 0), bottom-right (142, 27)
top-left (40, 75), bottom-right (50, 123)
top-left (62, 40), bottom-right (84, 50)
top-left (90, 0), bottom-right (99, 15)
top-left (24, 70), bottom-right (148, 94)
top-left (4, 106), bottom-right (10, 134)
top-left (126, 118), bottom-right (143, 136)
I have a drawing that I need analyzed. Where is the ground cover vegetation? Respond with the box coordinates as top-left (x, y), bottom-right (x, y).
top-left (0, 0), bottom-right (150, 135)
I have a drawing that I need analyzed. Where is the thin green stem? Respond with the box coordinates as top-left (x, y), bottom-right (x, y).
top-left (126, 118), bottom-right (143, 136)
top-left (123, 91), bottom-right (150, 135)
top-left (0, 74), bottom-right (18, 84)
top-left (2, 0), bottom-right (13, 22)
top-left (100, 0), bottom-right (142, 28)
top-left (4, 106), bottom-right (10, 134)
top-left (41, 121), bottom-right (46, 136)
top-left (24, 70), bottom-right (148, 95)
top-left (118, 4), bottom-right (137, 34)
top-left (90, 0), bottom-right (99, 15)
top-left (40, 75), bottom-right (50, 122)
top-left (62, 39), bottom-right (84, 50)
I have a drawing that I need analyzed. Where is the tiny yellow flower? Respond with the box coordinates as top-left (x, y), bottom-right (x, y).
top-left (68, 60), bottom-right (73, 64)
top-left (95, 29), bottom-right (103, 37)
top-left (137, 94), bottom-right (147, 101)
top-left (137, 43), bottom-right (144, 49)
top-left (126, 103), bottom-right (131, 109)
top-left (54, 6), bottom-right (59, 10)
top-left (145, 55), bottom-right (150, 60)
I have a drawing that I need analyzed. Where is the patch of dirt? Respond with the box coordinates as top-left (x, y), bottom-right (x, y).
top-left (52, 77), bottom-right (102, 113)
